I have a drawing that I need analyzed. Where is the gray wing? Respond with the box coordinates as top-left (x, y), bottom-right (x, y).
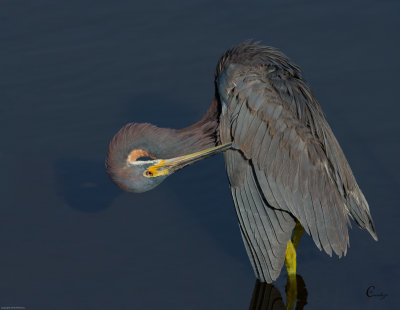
top-left (224, 149), bottom-right (296, 282)
top-left (217, 55), bottom-right (377, 282)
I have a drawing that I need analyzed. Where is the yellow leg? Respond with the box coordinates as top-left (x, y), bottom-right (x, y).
top-left (292, 221), bottom-right (304, 249)
top-left (285, 222), bottom-right (304, 310)
top-left (285, 222), bottom-right (304, 276)
top-left (285, 240), bottom-right (297, 276)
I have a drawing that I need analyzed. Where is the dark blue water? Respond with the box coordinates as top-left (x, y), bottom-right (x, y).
top-left (1, 0), bottom-right (399, 309)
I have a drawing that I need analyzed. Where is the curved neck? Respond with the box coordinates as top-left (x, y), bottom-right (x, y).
top-left (172, 97), bottom-right (220, 156)
top-left (108, 99), bottom-right (220, 167)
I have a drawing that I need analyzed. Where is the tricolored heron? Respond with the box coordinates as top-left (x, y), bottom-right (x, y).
top-left (106, 42), bottom-right (377, 284)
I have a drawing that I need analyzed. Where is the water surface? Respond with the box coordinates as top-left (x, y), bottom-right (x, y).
top-left (1, 0), bottom-right (399, 309)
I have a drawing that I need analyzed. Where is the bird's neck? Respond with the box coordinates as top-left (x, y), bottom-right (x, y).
top-left (172, 98), bottom-right (220, 156)
top-left (128, 99), bottom-right (220, 159)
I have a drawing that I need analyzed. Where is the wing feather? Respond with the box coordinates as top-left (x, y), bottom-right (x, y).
top-left (219, 64), bottom-right (356, 258)
top-left (216, 44), bottom-right (377, 282)
top-left (224, 150), bottom-right (295, 282)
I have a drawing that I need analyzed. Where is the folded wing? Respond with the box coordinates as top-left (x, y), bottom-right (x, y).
top-left (216, 48), bottom-right (377, 281)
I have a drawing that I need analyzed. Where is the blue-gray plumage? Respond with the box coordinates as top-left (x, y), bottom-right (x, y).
top-left (106, 42), bottom-right (377, 283)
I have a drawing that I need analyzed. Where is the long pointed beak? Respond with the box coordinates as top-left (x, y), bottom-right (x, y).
top-left (144, 142), bottom-right (232, 177)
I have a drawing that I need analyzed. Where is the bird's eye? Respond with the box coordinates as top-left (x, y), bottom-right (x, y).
top-left (145, 170), bottom-right (153, 177)
top-left (136, 156), bottom-right (154, 161)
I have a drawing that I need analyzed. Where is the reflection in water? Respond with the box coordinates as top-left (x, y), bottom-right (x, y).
top-left (55, 158), bottom-right (120, 212)
top-left (249, 275), bottom-right (308, 310)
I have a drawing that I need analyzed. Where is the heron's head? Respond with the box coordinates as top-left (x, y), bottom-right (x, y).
top-left (105, 123), bottom-right (169, 193)
top-left (106, 154), bottom-right (169, 193)
top-left (106, 123), bottom-right (231, 193)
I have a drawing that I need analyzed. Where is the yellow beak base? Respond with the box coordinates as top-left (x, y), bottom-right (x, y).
top-left (144, 142), bottom-right (232, 178)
